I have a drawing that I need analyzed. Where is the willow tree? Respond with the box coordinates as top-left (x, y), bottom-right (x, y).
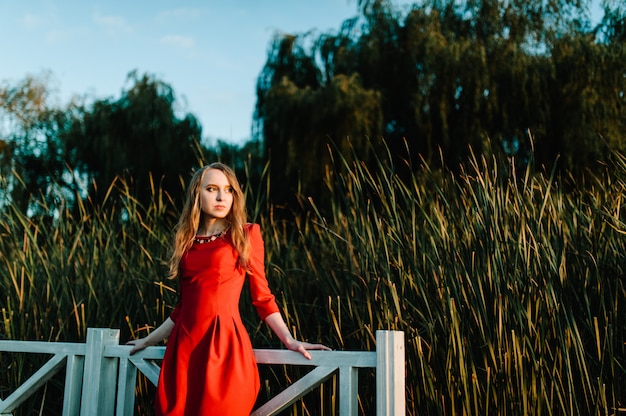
top-left (0, 73), bottom-right (67, 213)
top-left (545, 4), bottom-right (626, 170)
top-left (60, 71), bottom-right (202, 209)
top-left (255, 0), bottom-right (625, 187)
top-left (255, 35), bottom-right (384, 204)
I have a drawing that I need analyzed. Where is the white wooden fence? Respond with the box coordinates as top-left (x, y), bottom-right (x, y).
top-left (0, 328), bottom-right (404, 415)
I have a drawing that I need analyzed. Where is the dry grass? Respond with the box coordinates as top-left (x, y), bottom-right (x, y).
top-left (1, 148), bottom-right (625, 415)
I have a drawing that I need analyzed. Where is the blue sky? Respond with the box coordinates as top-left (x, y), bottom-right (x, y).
top-left (1, 0), bottom-right (372, 144)
top-left (1, 0), bottom-right (603, 145)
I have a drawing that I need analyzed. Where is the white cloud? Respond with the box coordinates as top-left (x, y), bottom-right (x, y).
top-left (160, 34), bottom-right (195, 49)
top-left (45, 29), bottom-right (71, 44)
top-left (93, 13), bottom-right (133, 34)
top-left (156, 8), bottom-right (202, 22)
top-left (21, 13), bottom-right (44, 29)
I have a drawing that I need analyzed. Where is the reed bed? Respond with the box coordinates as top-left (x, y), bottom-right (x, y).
top-left (1, 149), bottom-right (625, 415)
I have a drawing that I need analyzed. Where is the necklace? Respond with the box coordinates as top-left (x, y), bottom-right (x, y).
top-left (194, 228), bottom-right (228, 244)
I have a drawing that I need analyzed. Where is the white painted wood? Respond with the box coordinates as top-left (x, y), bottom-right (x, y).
top-left (0, 354), bottom-right (66, 413)
top-left (104, 344), bottom-right (165, 360)
top-left (339, 366), bottom-right (359, 416)
top-left (106, 344), bottom-right (165, 413)
top-left (376, 330), bottom-right (405, 416)
top-left (116, 355), bottom-right (137, 416)
top-left (80, 328), bottom-right (119, 416)
top-left (0, 329), bottom-right (405, 415)
top-left (62, 354), bottom-right (84, 416)
top-left (129, 357), bottom-right (162, 386)
top-left (253, 349), bottom-right (376, 367)
top-left (0, 340), bottom-right (84, 355)
top-left (100, 346), bottom-right (119, 415)
top-left (251, 366), bottom-right (337, 416)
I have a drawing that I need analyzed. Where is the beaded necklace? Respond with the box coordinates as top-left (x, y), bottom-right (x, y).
top-left (194, 228), bottom-right (228, 244)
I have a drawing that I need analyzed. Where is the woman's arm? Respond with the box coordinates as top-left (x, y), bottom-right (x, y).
top-left (126, 317), bottom-right (175, 355)
top-left (246, 225), bottom-right (330, 358)
top-left (264, 312), bottom-right (331, 359)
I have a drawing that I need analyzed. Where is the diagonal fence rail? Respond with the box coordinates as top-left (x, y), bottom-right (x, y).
top-left (0, 328), bottom-right (404, 415)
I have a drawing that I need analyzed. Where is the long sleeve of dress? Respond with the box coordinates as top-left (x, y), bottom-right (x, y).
top-left (247, 223), bottom-right (280, 321)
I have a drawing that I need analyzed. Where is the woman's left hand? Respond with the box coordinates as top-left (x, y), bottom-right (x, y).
top-left (263, 312), bottom-right (331, 360)
top-left (286, 339), bottom-right (332, 360)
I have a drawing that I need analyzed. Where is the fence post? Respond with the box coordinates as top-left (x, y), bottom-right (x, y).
top-left (339, 366), bottom-right (358, 416)
top-left (80, 328), bottom-right (119, 416)
top-left (376, 330), bottom-right (405, 416)
top-left (62, 354), bottom-right (84, 416)
top-left (116, 353), bottom-right (139, 415)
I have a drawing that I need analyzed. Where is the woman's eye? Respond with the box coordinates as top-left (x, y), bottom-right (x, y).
top-left (206, 186), bottom-right (232, 193)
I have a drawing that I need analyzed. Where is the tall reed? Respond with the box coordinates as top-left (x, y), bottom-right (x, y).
top-left (254, 148), bottom-right (625, 415)
top-left (1, 148), bottom-right (624, 415)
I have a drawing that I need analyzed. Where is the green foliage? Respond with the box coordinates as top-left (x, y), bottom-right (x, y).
top-left (1, 71), bottom-right (238, 215)
top-left (261, 69), bottom-right (384, 204)
top-left (256, 145), bottom-right (625, 414)
top-left (2, 146), bottom-right (624, 414)
top-left (0, 73), bottom-right (68, 213)
top-left (255, 0), bottom-right (626, 199)
top-left (0, 179), bottom-right (177, 344)
top-left (59, 71), bottom-right (203, 209)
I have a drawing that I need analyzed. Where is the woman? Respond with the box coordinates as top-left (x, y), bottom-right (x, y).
top-left (127, 162), bottom-right (330, 415)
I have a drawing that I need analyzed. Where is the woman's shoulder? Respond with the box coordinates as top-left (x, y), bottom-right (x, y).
top-left (244, 222), bottom-right (261, 233)
top-left (244, 223), bottom-right (263, 242)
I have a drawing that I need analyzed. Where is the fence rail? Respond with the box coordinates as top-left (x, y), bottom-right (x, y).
top-left (0, 328), bottom-right (404, 415)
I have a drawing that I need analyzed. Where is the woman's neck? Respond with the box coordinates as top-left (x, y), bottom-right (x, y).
top-left (198, 219), bottom-right (229, 236)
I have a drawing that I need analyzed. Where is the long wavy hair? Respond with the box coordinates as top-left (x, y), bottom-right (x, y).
top-left (167, 162), bottom-right (249, 279)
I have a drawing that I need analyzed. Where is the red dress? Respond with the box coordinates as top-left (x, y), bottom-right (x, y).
top-left (155, 223), bottom-right (280, 416)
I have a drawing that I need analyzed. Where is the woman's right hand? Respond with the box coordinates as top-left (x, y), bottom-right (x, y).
top-left (125, 317), bottom-right (175, 355)
top-left (126, 338), bottom-right (152, 355)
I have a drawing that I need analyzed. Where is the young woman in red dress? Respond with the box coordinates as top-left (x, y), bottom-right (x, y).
top-left (127, 162), bottom-right (330, 415)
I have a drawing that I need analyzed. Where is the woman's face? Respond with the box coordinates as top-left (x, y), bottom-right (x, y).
top-left (199, 168), bottom-right (234, 220)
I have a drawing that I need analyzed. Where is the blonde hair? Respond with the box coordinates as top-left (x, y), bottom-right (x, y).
top-left (167, 162), bottom-right (250, 279)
